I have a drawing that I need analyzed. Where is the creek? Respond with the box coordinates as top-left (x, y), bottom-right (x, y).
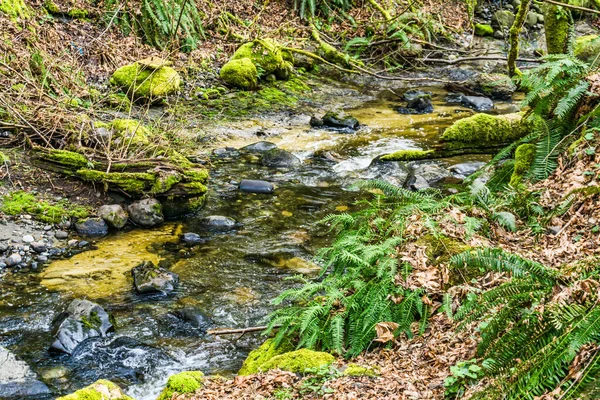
top-left (0, 81), bottom-right (516, 399)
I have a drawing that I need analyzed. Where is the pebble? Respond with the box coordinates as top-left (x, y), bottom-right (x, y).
top-left (55, 231), bottom-right (69, 239)
top-left (78, 241), bottom-right (89, 248)
top-left (67, 239), bottom-right (78, 247)
top-left (37, 255), bottom-right (48, 263)
top-left (22, 235), bottom-right (35, 243)
top-left (22, 215), bottom-right (32, 220)
top-left (182, 232), bottom-right (206, 246)
top-left (6, 253), bottom-right (22, 267)
top-left (43, 225), bottom-right (52, 231)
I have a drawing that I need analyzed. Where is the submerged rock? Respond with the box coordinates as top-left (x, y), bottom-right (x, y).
top-left (98, 204), bottom-right (128, 229)
top-left (57, 380), bottom-right (132, 400)
top-left (132, 261), bottom-right (179, 294)
top-left (50, 299), bottom-right (113, 354)
top-left (261, 148), bottom-right (301, 168)
top-left (68, 336), bottom-right (173, 387)
top-left (128, 198), bottom-right (164, 227)
top-left (74, 218), bottom-right (109, 238)
top-left (172, 308), bottom-right (212, 332)
top-left (446, 93), bottom-right (494, 111)
top-left (365, 156), bottom-right (410, 187)
top-left (0, 346), bottom-right (51, 400)
top-left (240, 141), bottom-right (278, 153)
top-left (239, 179), bottom-right (275, 194)
top-left (199, 215), bottom-right (237, 232)
top-left (182, 232), bottom-right (206, 246)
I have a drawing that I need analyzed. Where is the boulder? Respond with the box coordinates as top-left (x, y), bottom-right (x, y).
top-left (409, 163), bottom-right (453, 185)
top-left (397, 90), bottom-right (434, 114)
top-left (449, 161), bottom-right (486, 178)
top-left (261, 148), bottom-right (301, 168)
top-left (525, 11), bottom-right (539, 27)
top-left (468, 73), bottom-right (516, 101)
top-left (0, 346), bottom-right (51, 399)
top-left (199, 215), bottom-right (237, 232)
top-left (239, 179), bottom-right (275, 194)
top-left (406, 175), bottom-right (430, 191)
top-left (230, 39), bottom-right (293, 80)
top-left (574, 35), bottom-right (600, 64)
top-left (258, 349), bottom-right (335, 373)
top-left (132, 261), bottom-right (179, 294)
top-left (366, 156), bottom-right (410, 187)
top-left (110, 58), bottom-right (180, 101)
top-left (320, 111), bottom-right (360, 132)
top-left (238, 338), bottom-right (295, 375)
top-left (5, 253), bottom-right (21, 267)
top-left (492, 9), bottom-right (515, 30)
top-left (240, 141), bottom-right (278, 153)
top-left (446, 93), bottom-right (494, 111)
top-left (98, 204), bottom-right (128, 229)
top-left (220, 58), bottom-right (258, 90)
top-left (50, 299), bottom-right (113, 354)
top-left (57, 379), bottom-right (133, 400)
top-left (128, 198), bottom-right (164, 227)
top-left (74, 218), bottom-right (109, 238)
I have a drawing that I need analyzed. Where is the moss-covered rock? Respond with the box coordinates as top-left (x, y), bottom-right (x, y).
top-left (157, 371), bottom-right (204, 400)
top-left (380, 149), bottom-right (434, 161)
top-left (57, 379), bottom-right (133, 400)
top-left (220, 58), bottom-right (258, 90)
top-left (574, 35), bottom-right (600, 64)
top-left (472, 73), bottom-right (516, 100)
top-left (238, 338), bottom-right (295, 376)
top-left (474, 23), bottom-right (494, 37)
top-left (231, 38), bottom-right (293, 80)
top-left (509, 143), bottom-right (536, 186)
top-left (94, 119), bottom-right (151, 146)
top-left (110, 59), bottom-right (181, 101)
top-left (343, 363), bottom-right (380, 377)
top-left (544, 4), bottom-right (573, 54)
top-left (258, 349), bottom-right (335, 374)
top-left (441, 113), bottom-right (534, 146)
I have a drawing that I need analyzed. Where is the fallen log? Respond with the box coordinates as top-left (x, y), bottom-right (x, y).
top-left (207, 325), bottom-right (280, 335)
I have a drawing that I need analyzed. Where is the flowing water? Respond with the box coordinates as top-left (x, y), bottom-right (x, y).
top-left (0, 83), bottom-right (516, 399)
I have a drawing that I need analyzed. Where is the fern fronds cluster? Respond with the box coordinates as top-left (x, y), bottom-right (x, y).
top-left (451, 248), bottom-right (600, 399)
top-left (266, 182), bottom-right (449, 356)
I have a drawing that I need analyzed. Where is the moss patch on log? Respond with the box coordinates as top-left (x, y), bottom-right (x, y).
top-left (441, 113), bottom-right (535, 146)
top-left (380, 149), bottom-right (435, 161)
top-left (510, 143), bottom-right (536, 186)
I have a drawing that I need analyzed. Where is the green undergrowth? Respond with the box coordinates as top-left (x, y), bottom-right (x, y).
top-left (0, 191), bottom-right (89, 223)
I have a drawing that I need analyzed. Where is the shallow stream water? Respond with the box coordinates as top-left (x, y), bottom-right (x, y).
top-left (0, 83), bottom-right (515, 399)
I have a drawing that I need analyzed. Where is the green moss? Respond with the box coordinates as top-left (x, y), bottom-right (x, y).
top-left (574, 35), bottom-right (600, 64)
top-left (183, 168), bottom-right (209, 181)
top-left (544, 4), bottom-right (573, 54)
top-left (258, 349), bottom-right (335, 374)
top-left (106, 93), bottom-right (132, 112)
top-left (380, 149), bottom-right (434, 161)
top-left (238, 338), bottom-right (295, 376)
top-left (220, 58), bottom-right (258, 90)
top-left (178, 181), bottom-right (208, 194)
top-left (441, 113), bottom-right (535, 146)
top-left (343, 363), bottom-right (380, 377)
top-left (231, 39), bottom-right (293, 78)
top-left (152, 173), bottom-right (181, 194)
top-left (0, 191), bottom-right (89, 223)
top-left (257, 87), bottom-right (297, 106)
top-left (474, 23), bottom-right (494, 37)
top-left (57, 379), bottom-right (133, 400)
top-left (509, 143), bottom-right (536, 186)
top-left (109, 119), bottom-right (151, 145)
top-left (80, 311), bottom-right (101, 330)
top-left (68, 8), bottom-right (87, 19)
top-left (43, 149), bottom-right (91, 169)
top-left (0, 151), bottom-right (9, 164)
top-left (76, 170), bottom-right (156, 195)
top-left (43, 0), bottom-right (59, 13)
top-left (282, 76), bottom-right (310, 93)
top-left (157, 371), bottom-right (204, 400)
top-left (0, 0), bottom-right (30, 18)
top-left (110, 62), bottom-right (181, 100)
top-left (419, 234), bottom-right (471, 266)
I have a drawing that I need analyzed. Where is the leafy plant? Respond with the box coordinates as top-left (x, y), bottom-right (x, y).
top-left (299, 365), bottom-right (341, 395)
top-left (266, 182), bottom-right (447, 356)
top-left (444, 359), bottom-right (485, 398)
top-left (450, 248), bottom-right (600, 399)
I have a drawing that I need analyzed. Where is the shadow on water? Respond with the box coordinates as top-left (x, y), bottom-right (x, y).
top-left (0, 85), bottom-right (517, 399)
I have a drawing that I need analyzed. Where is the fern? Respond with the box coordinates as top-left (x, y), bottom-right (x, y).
top-left (452, 247), bottom-right (600, 399)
